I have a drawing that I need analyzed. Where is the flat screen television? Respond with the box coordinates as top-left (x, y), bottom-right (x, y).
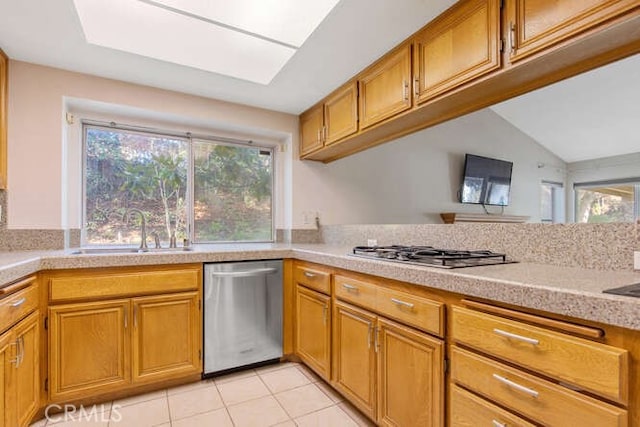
top-left (461, 154), bottom-right (513, 206)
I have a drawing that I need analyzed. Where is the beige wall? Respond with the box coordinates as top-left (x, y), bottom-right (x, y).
top-left (7, 60), bottom-right (566, 234)
top-left (8, 60), bottom-right (298, 229)
top-left (293, 109), bottom-right (566, 225)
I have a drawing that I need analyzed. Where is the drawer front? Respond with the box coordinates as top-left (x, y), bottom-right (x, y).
top-left (294, 265), bottom-right (331, 294)
top-left (451, 347), bottom-right (627, 427)
top-left (333, 275), bottom-right (377, 311)
top-left (49, 268), bottom-right (200, 302)
top-left (0, 279), bottom-right (39, 333)
top-left (376, 287), bottom-right (444, 337)
top-left (451, 306), bottom-right (628, 402)
top-left (450, 384), bottom-right (536, 427)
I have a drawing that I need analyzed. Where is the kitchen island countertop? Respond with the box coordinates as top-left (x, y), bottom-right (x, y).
top-left (1, 243), bottom-right (639, 330)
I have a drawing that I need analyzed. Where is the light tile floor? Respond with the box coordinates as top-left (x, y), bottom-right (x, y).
top-left (30, 362), bottom-right (374, 427)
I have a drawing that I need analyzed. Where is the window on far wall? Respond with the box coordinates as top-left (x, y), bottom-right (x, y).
top-left (83, 124), bottom-right (274, 245)
top-left (541, 181), bottom-right (564, 223)
top-left (574, 179), bottom-right (640, 223)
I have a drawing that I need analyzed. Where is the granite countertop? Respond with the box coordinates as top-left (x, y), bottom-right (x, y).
top-left (1, 243), bottom-right (639, 331)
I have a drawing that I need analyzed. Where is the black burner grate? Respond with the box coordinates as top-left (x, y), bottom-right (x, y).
top-left (351, 245), bottom-right (515, 268)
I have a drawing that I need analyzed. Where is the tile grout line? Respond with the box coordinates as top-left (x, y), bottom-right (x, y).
top-left (255, 366), bottom-right (295, 425)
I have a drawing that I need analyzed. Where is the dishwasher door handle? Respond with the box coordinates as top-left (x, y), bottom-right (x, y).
top-left (209, 268), bottom-right (278, 278)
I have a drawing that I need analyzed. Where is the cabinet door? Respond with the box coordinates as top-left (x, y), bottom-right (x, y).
top-left (332, 302), bottom-right (377, 421)
top-left (324, 82), bottom-right (358, 145)
top-left (49, 300), bottom-right (130, 401)
top-left (377, 318), bottom-right (444, 427)
top-left (132, 292), bottom-right (201, 384)
top-left (507, 0), bottom-right (639, 63)
top-left (359, 44), bottom-right (412, 129)
top-left (295, 285), bottom-right (331, 379)
top-left (13, 311), bottom-right (39, 427)
top-left (414, 0), bottom-right (501, 104)
top-left (299, 105), bottom-right (324, 156)
top-left (0, 329), bottom-right (13, 427)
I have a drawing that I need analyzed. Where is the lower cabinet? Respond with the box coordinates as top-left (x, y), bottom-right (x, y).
top-left (295, 284), bottom-right (331, 380)
top-left (333, 300), bottom-right (444, 426)
top-left (1, 311), bottom-right (40, 427)
top-left (49, 292), bottom-right (201, 402)
top-left (49, 300), bottom-right (131, 401)
top-left (332, 302), bottom-right (377, 419)
top-left (132, 293), bottom-right (201, 383)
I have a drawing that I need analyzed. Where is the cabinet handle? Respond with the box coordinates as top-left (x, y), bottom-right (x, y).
top-left (403, 80), bottom-right (409, 101)
top-left (124, 310), bottom-right (128, 329)
top-left (390, 298), bottom-right (414, 309)
top-left (374, 326), bottom-right (379, 353)
top-left (492, 420), bottom-right (507, 427)
top-left (322, 305), bottom-right (327, 325)
top-left (413, 77), bottom-right (419, 97)
top-left (317, 129), bottom-right (321, 144)
top-left (9, 340), bottom-right (19, 365)
top-left (322, 125), bottom-right (327, 142)
top-left (19, 336), bottom-right (25, 366)
top-left (509, 21), bottom-right (516, 54)
top-left (367, 323), bottom-right (372, 349)
top-left (493, 328), bottom-right (539, 345)
top-left (342, 283), bottom-right (358, 292)
top-left (10, 298), bottom-right (26, 307)
top-left (303, 271), bottom-right (316, 278)
top-left (492, 374), bottom-right (539, 398)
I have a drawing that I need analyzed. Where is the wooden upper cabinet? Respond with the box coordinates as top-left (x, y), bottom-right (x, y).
top-left (506, 0), bottom-right (640, 63)
top-left (300, 105), bottom-right (324, 157)
top-left (359, 44), bottom-right (412, 129)
top-left (413, 0), bottom-right (501, 104)
top-left (0, 48), bottom-right (7, 190)
top-left (324, 82), bottom-right (358, 145)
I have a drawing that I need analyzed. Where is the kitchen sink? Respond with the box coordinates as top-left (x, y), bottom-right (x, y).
top-left (70, 247), bottom-right (194, 255)
top-left (603, 283), bottom-right (640, 298)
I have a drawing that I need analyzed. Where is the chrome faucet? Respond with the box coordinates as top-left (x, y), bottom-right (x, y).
top-left (124, 208), bottom-right (148, 251)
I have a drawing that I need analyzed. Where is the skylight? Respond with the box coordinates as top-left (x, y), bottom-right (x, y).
top-left (73, 0), bottom-right (341, 85)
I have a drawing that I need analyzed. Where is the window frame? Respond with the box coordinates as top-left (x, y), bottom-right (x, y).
top-left (540, 180), bottom-right (564, 224)
top-left (573, 177), bottom-right (640, 223)
top-left (81, 121), bottom-right (276, 246)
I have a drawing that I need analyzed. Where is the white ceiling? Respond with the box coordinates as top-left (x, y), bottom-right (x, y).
top-left (0, 0), bottom-right (637, 163)
top-left (0, 0), bottom-right (455, 114)
top-left (491, 53), bottom-right (640, 163)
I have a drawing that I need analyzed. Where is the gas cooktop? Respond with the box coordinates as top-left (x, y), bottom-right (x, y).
top-left (350, 245), bottom-right (517, 269)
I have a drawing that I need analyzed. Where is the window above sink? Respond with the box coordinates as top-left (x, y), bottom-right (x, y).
top-left (83, 123), bottom-right (275, 247)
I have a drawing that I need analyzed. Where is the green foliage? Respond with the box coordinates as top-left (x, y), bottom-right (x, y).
top-left (85, 128), bottom-right (273, 244)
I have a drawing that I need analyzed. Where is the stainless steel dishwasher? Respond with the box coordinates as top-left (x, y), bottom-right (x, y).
top-left (203, 260), bottom-right (283, 376)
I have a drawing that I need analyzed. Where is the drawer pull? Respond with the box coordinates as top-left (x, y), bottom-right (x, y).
top-left (391, 298), bottom-right (414, 309)
top-left (493, 328), bottom-right (539, 345)
top-left (342, 283), bottom-right (359, 292)
top-left (492, 420), bottom-right (507, 427)
top-left (10, 298), bottom-right (26, 307)
top-left (303, 272), bottom-right (316, 278)
top-left (492, 374), bottom-right (539, 398)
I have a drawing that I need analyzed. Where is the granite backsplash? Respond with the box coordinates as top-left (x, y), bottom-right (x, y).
top-left (321, 223), bottom-right (640, 271)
